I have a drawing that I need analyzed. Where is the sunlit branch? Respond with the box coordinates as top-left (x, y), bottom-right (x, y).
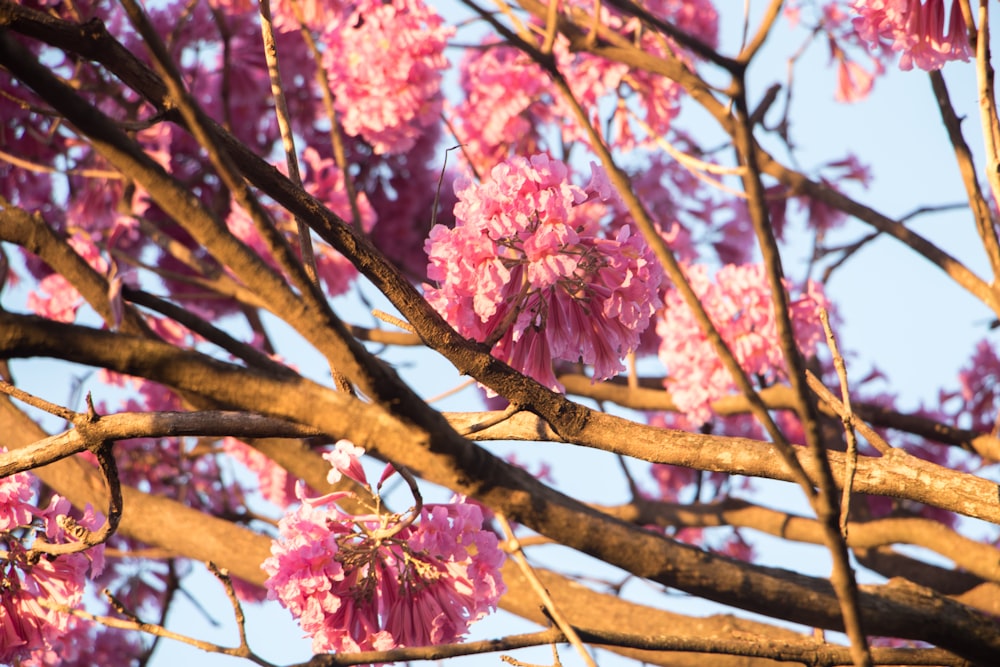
top-left (2, 314), bottom-right (997, 659)
top-left (598, 496), bottom-right (1000, 586)
top-left (295, 625), bottom-right (973, 667)
top-left (118, 0), bottom-right (328, 325)
top-left (0, 408), bottom-right (321, 478)
top-left (446, 408), bottom-right (1000, 526)
top-left (928, 70), bottom-right (1000, 283)
top-left (258, 0), bottom-right (319, 288)
top-left (497, 513), bottom-right (599, 667)
top-left (736, 0), bottom-right (784, 64)
top-left (972, 0), bottom-right (1000, 233)
top-left (37, 597), bottom-right (279, 667)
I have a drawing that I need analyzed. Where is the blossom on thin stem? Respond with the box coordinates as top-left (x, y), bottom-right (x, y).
top-left (425, 154), bottom-right (663, 391)
top-left (262, 442), bottom-right (505, 653)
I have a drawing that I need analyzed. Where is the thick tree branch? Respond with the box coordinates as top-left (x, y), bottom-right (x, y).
top-left (597, 497), bottom-right (1000, 585)
top-left (448, 409), bottom-right (1000, 526)
top-left (1, 315), bottom-right (999, 662)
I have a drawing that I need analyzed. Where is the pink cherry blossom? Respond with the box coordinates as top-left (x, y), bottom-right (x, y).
top-left (656, 263), bottom-right (829, 425)
top-left (644, 0), bottom-right (720, 49)
top-left (262, 444), bottom-right (505, 653)
top-left (22, 620), bottom-right (146, 667)
top-left (851, 0), bottom-right (971, 71)
top-left (817, 1), bottom-right (885, 103)
top-left (0, 462), bottom-right (34, 533)
top-left (321, 0), bottom-right (454, 155)
top-left (425, 154), bottom-right (663, 391)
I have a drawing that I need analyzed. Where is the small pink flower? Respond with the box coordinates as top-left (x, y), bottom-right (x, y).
top-left (322, 440), bottom-right (368, 487)
top-left (835, 56), bottom-right (878, 102)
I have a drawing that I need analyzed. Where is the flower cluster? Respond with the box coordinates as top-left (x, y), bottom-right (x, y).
top-left (425, 154), bottom-right (663, 391)
top-left (262, 441), bottom-right (505, 653)
top-left (450, 0), bottom-right (720, 171)
top-left (1, 469), bottom-right (104, 665)
top-left (851, 0), bottom-right (971, 71)
top-left (657, 263), bottom-right (829, 425)
top-left (321, 0), bottom-right (454, 155)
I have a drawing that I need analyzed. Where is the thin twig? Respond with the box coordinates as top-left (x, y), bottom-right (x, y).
top-left (805, 373), bottom-right (892, 456)
top-left (457, 401), bottom-right (521, 435)
top-left (371, 309), bottom-right (417, 333)
top-left (37, 598), bottom-right (279, 667)
top-left (0, 378), bottom-right (79, 422)
top-left (31, 439), bottom-right (122, 556)
top-left (258, 0), bottom-right (319, 288)
top-left (285, 0), bottom-right (366, 231)
top-left (819, 309), bottom-right (859, 540)
top-left (496, 512), bottom-right (599, 667)
top-left (425, 377), bottom-right (476, 404)
top-left (206, 562), bottom-right (252, 653)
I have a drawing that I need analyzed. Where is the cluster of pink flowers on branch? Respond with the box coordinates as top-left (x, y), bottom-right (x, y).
top-left (425, 154), bottom-right (663, 391)
top-left (449, 0), bottom-right (719, 173)
top-left (657, 263), bottom-right (830, 426)
top-left (850, 0), bottom-right (971, 71)
top-left (321, 0), bottom-right (454, 155)
top-left (1, 466), bottom-right (105, 664)
top-left (262, 441), bottom-right (505, 654)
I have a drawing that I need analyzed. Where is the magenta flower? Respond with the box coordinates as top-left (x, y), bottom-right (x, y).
top-left (262, 444), bottom-right (505, 654)
top-left (656, 263), bottom-right (829, 425)
top-left (321, 0), bottom-right (453, 155)
top-left (424, 154), bottom-right (663, 391)
top-left (1, 490), bottom-right (104, 664)
top-left (851, 0), bottom-right (971, 71)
